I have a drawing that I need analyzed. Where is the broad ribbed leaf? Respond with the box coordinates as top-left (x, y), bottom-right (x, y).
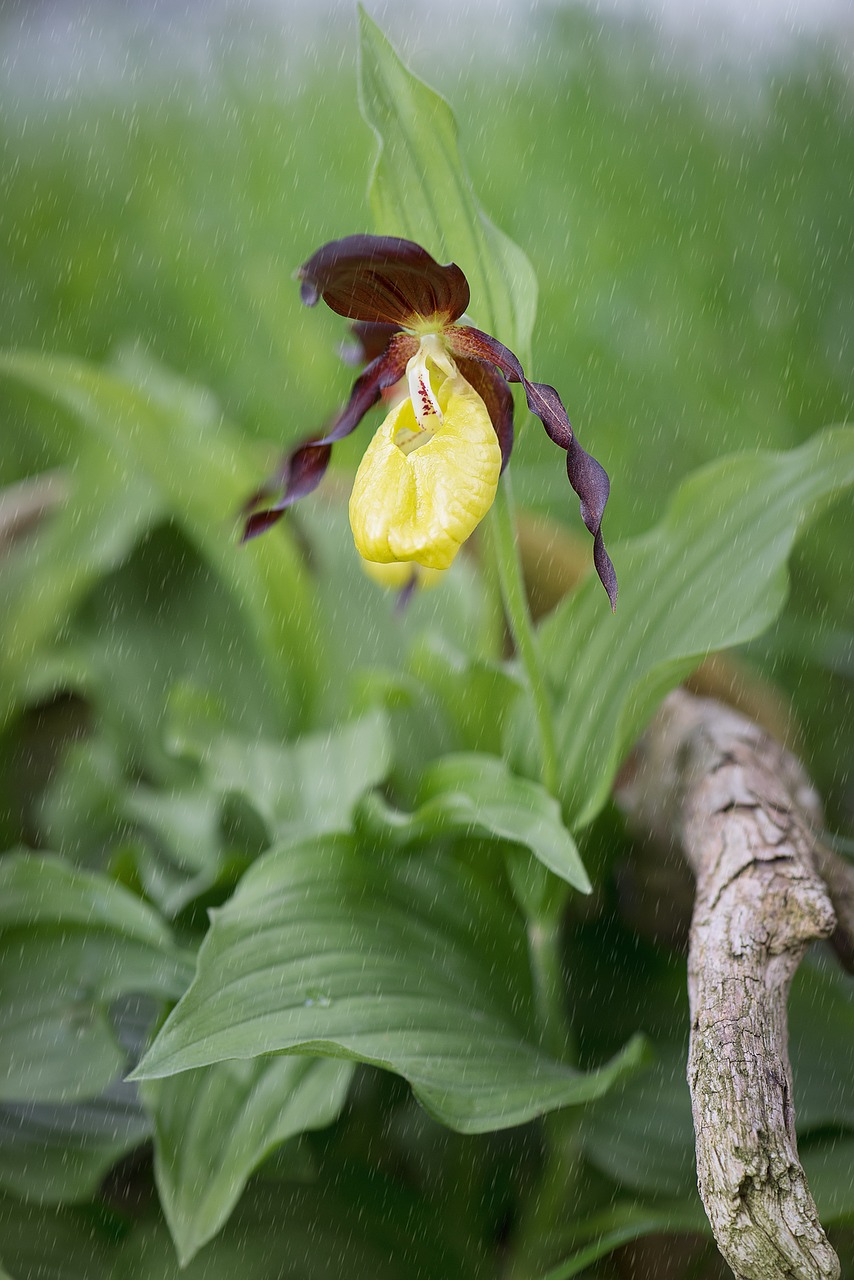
top-left (0, 853), bottom-right (191, 1103)
top-left (143, 1058), bottom-right (353, 1264)
top-left (0, 350), bottom-right (322, 731)
top-left (167, 697), bottom-right (391, 841)
top-left (359, 753), bottom-right (590, 893)
top-left (531, 427), bottom-right (854, 827)
top-left (132, 837), bottom-right (643, 1132)
top-left (358, 8), bottom-right (537, 360)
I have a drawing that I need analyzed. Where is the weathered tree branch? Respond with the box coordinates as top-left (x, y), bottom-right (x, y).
top-left (617, 689), bottom-right (840, 1280)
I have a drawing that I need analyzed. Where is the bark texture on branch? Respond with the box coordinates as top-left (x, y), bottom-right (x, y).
top-left (618, 689), bottom-right (840, 1280)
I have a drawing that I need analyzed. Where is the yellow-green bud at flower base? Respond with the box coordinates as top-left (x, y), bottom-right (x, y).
top-left (242, 234), bottom-right (617, 610)
top-left (350, 340), bottom-right (501, 570)
top-left (360, 557), bottom-right (445, 592)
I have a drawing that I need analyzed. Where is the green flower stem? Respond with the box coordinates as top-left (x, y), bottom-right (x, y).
top-left (514, 887), bottom-right (583, 1278)
top-left (506, 1105), bottom-right (584, 1280)
top-left (488, 478), bottom-right (581, 1279)
top-left (475, 522), bottom-right (506, 664)
top-left (487, 476), bottom-right (559, 796)
top-left (528, 909), bottom-right (575, 1065)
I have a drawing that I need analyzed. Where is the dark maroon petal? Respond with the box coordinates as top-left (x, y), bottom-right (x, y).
top-left (567, 436), bottom-right (618, 612)
top-left (457, 356), bottom-right (514, 472)
top-left (447, 324), bottom-right (616, 609)
top-left (242, 438), bottom-right (333, 541)
top-left (241, 332), bottom-right (417, 541)
top-left (446, 326), bottom-right (570, 447)
top-left (339, 321), bottom-right (400, 368)
top-left (316, 331), bottom-right (417, 445)
top-left (299, 235), bottom-right (470, 328)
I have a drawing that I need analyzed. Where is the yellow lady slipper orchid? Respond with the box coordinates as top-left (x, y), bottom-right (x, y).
top-left (243, 234), bottom-right (616, 609)
top-left (349, 337), bottom-right (501, 570)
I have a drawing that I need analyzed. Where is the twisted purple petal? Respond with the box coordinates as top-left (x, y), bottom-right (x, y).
top-left (447, 325), bottom-right (617, 609)
top-left (242, 331), bottom-right (417, 541)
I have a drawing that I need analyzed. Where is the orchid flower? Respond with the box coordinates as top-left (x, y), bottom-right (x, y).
top-left (243, 234), bottom-right (616, 608)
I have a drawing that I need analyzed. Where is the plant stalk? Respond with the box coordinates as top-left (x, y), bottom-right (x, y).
top-left (487, 476), bottom-right (559, 796)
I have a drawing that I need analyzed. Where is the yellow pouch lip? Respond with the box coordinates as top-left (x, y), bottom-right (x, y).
top-left (349, 370), bottom-right (501, 571)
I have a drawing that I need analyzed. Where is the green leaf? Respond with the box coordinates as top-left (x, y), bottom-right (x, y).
top-left (121, 780), bottom-right (226, 918)
top-left (0, 852), bottom-right (191, 1103)
top-left (581, 1043), bottom-right (694, 1198)
top-left (358, 752), bottom-right (591, 893)
top-left (0, 1081), bottom-right (149, 1204)
top-left (57, 524), bottom-right (289, 772)
top-left (539, 1204), bottom-right (706, 1280)
top-left (143, 1057), bottom-right (353, 1265)
top-left (532, 427), bottom-right (854, 828)
top-left (131, 837), bottom-right (643, 1133)
top-left (0, 350), bottom-right (322, 732)
top-left (0, 449), bottom-right (159, 729)
top-left (125, 784), bottom-right (221, 876)
top-left (37, 738), bottom-right (128, 868)
top-left (167, 699), bottom-right (392, 841)
top-left (409, 637), bottom-right (523, 754)
top-left (357, 7), bottom-right (537, 359)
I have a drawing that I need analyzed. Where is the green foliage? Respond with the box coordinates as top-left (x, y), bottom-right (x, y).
top-left (0, 452), bottom-right (159, 731)
top-left (167, 695), bottom-right (392, 842)
top-left (132, 836), bottom-right (643, 1131)
top-left (0, 853), bottom-right (190, 1104)
top-left (0, 6), bottom-right (851, 1279)
top-left (0, 351), bottom-right (321, 733)
top-left (530, 426), bottom-right (854, 827)
top-left (358, 752), bottom-right (590, 892)
top-left (0, 1195), bottom-right (118, 1279)
top-left (144, 1058), bottom-right (353, 1264)
top-left (0, 1086), bottom-right (149, 1205)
